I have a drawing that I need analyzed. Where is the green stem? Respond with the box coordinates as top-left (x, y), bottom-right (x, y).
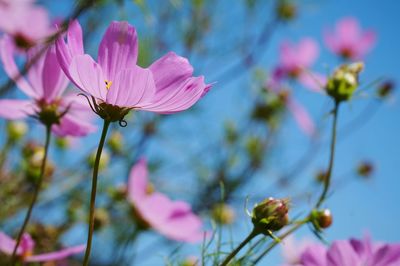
top-left (10, 125), bottom-right (52, 266)
top-left (315, 101), bottom-right (340, 209)
top-left (220, 229), bottom-right (258, 266)
top-left (252, 100), bottom-right (341, 264)
top-left (82, 120), bottom-right (110, 266)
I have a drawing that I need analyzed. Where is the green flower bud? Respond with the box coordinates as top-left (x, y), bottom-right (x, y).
top-left (55, 137), bottom-right (71, 150)
top-left (357, 160), bottom-right (374, 178)
top-left (276, 0), bottom-right (297, 21)
top-left (87, 149), bottom-right (110, 171)
top-left (107, 131), bottom-right (124, 154)
top-left (326, 62), bottom-right (364, 102)
top-left (310, 209), bottom-right (333, 229)
top-left (7, 121), bottom-right (28, 142)
top-left (211, 203), bottom-right (235, 225)
top-left (377, 81), bottom-right (394, 99)
top-left (246, 137), bottom-right (263, 168)
top-left (251, 197), bottom-right (289, 234)
top-left (93, 208), bottom-right (110, 231)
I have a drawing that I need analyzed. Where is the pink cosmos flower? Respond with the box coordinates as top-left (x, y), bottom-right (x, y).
top-left (0, 231), bottom-right (85, 263)
top-left (265, 76), bottom-right (316, 136)
top-left (275, 38), bottom-right (326, 92)
top-left (127, 158), bottom-right (205, 243)
top-left (284, 236), bottom-right (400, 266)
top-left (0, 0), bottom-right (53, 49)
top-left (56, 20), bottom-right (211, 123)
top-left (0, 36), bottom-right (96, 137)
top-left (281, 236), bottom-right (314, 265)
top-left (324, 17), bottom-right (376, 60)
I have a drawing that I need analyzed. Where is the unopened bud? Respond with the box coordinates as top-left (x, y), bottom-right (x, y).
top-left (311, 209), bottom-right (333, 229)
top-left (107, 131), bottom-right (124, 154)
top-left (93, 208), bottom-right (110, 231)
top-left (276, 0), bottom-right (296, 21)
top-left (326, 62), bottom-right (364, 102)
top-left (251, 197), bottom-right (289, 234)
top-left (55, 137), bottom-right (71, 150)
top-left (7, 121), bottom-right (28, 142)
top-left (357, 161), bottom-right (374, 178)
top-left (87, 149), bottom-right (110, 171)
top-left (377, 81), bottom-right (395, 99)
top-left (211, 203), bottom-right (235, 225)
top-left (315, 170), bottom-right (328, 183)
top-left (108, 184), bottom-right (127, 201)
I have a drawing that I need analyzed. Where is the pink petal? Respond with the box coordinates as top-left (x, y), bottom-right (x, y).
top-left (142, 76), bottom-right (209, 114)
top-left (0, 231), bottom-right (20, 255)
top-left (105, 66), bottom-right (156, 107)
top-left (149, 52), bottom-right (194, 98)
top-left (41, 45), bottom-right (69, 102)
top-left (0, 36), bottom-right (36, 98)
top-left (0, 99), bottom-right (35, 119)
top-left (369, 244), bottom-right (400, 266)
top-left (137, 193), bottom-right (177, 225)
top-left (336, 17), bottom-right (361, 44)
top-left (298, 72), bottom-right (326, 92)
top-left (357, 30), bottom-right (376, 57)
top-left (296, 38), bottom-right (319, 68)
top-left (327, 240), bottom-right (361, 266)
top-left (55, 20), bottom-right (84, 83)
top-left (300, 243), bottom-right (328, 266)
top-left (287, 98), bottom-right (315, 136)
top-left (52, 113), bottom-right (96, 137)
top-left (26, 244), bottom-right (85, 262)
top-left (68, 54), bottom-right (107, 100)
top-left (127, 158), bottom-right (149, 203)
top-left (98, 21), bottom-right (138, 81)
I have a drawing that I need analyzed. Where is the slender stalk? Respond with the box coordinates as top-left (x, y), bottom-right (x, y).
top-left (82, 120), bottom-right (110, 266)
top-left (10, 125), bottom-right (52, 265)
top-left (220, 229), bottom-right (258, 266)
top-left (253, 101), bottom-right (341, 264)
top-left (315, 101), bottom-right (340, 209)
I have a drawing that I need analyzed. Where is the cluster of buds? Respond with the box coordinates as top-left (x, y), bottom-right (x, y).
top-left (211, 203), bottom-right (235, 225)
top-left (325, 62), bottom-right (364, 102)
top-left (251, 197), bottom-right (289, 235)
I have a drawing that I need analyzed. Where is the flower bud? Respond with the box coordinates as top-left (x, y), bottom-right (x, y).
top-left (55, 137), bottom-right (71, 150)
top-left (315, 170), bottom-right (328, 183)
top-left (7, 121), bottom-right (28, 142)
top-left (311, 209), bottom-right (333, 229)
top-left (107, 131), bottom-right (124, 154)
top-left (326, 62), bottom-right (364, 102)
top-left (246, 137), bottom-right (263, 168)
top-left (108, 184), bottom-right (127, 201)
top-left (377, 81), bottom-right (395, 99)
top-left (211, 203), bottom-right (235, 225)
top-left (357, 161), bottom-right (374, 178)
top-left (180, 256), bottom-right (199, 266)
top-left (87, 149), bottom-right (110, 171)
top-left (93, 208), bottom-right (110, 231)
top-left (251, 197), bottom-right (289, 234)
top-left (276, 0), bottom-right (297, 21)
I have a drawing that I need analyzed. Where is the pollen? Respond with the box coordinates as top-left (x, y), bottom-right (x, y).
top-left (105, 80), bottom-right (112, 90)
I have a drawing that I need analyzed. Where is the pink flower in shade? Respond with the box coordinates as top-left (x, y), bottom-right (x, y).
top-left (127, 158), bottom-right (205, 243)
top-left (0, 1), bottom-right (54, 49)
top-left (56, 20), bottom-right (211, 123)
top-left (324, 17), bottom-right (376, 60)
top-left (265, 76), bottom-right (316, 136)
top-left (284, 236), bottom-right (400, 266)
top-left (0, 36), bottom-right (96, 137)
top-left (0, 231), bottom-right (85, 263)
top-left (276, 38), bottom-right (326, 92)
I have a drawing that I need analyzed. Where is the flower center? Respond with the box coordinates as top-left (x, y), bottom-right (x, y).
top-left (105, 80), bottom-right (112, 90)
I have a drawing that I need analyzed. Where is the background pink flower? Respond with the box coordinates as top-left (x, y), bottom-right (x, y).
top-left (0, 231), bottom-right (85, 263)
top-left (56, 20), bottom-right (211, 117)
top-left (127, 158), bottom-right (205, 243)
top-left (324, 17), bottom-right (376, 60)
top-left (0, 36), bottom-right (96, 137)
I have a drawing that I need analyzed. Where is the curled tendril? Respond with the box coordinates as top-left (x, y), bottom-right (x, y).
top-left (119, 118), bottom-right (127, 127)
top-left (78, 93), bottom-right (98, 115)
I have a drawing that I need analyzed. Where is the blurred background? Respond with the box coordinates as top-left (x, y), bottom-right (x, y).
top-left (0, 0), bottom-right (399, 265)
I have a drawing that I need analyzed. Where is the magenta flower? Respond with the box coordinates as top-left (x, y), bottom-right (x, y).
top-left (0, 231), bottom-right (85, 263)
top-left (0, 36), bottom-right (96, 136)
top-left (127, 158), bottom-right (205, 243)
top-left (276, 38), bottom-right (326, 92)
top-left (284, 236), bottom-right (400, 266)
top-left (324, 17), bottom-right (376, 60)
top-left (265, 75), bottom-right (316, 136)
top-left (0, 1), bottom-right (53, 49)
top-left (56, 20), bottom-right (211, 123)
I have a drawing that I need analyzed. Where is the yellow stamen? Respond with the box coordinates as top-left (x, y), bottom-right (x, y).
top-left (105, 80), bottom-right (112, 90)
